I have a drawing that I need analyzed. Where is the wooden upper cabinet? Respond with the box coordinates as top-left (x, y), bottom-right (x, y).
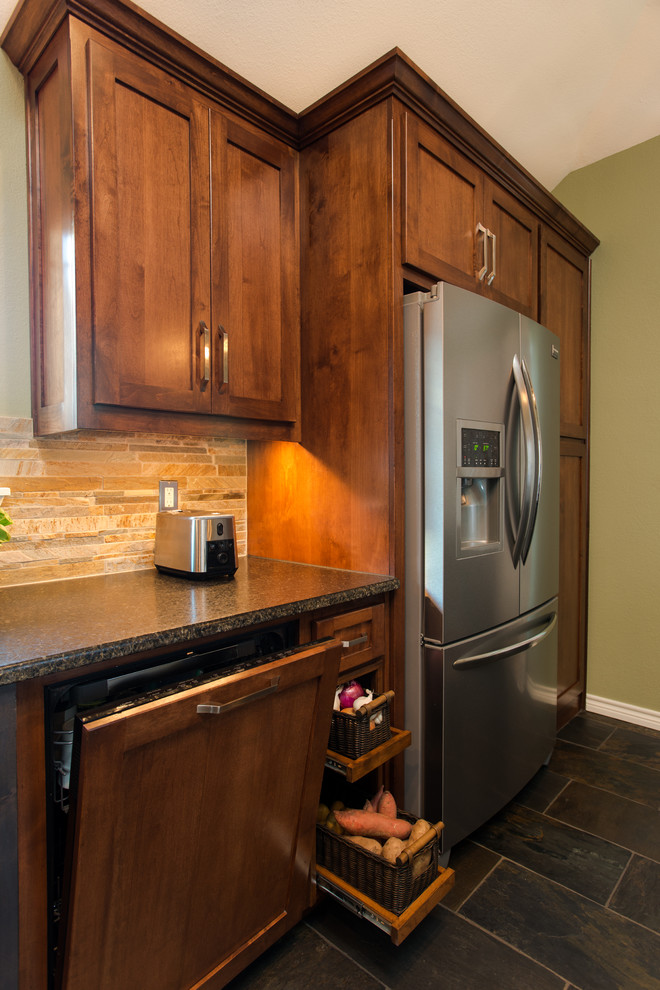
top-left (88, 40), bottom-right (212, 415)
top-left (211, 113), bottom-right (299, 422)
top-left (540, 229), bottom-right (590, 438)
top-left (402, 113), bottom-right (538, 317)
top-left (20, 17), bottom-right (300, 439)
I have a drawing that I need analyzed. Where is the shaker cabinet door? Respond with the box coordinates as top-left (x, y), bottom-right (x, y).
top-left (211, 113), bottom-right (300, 423)
top-left (88, 40), bottom-right (212, 415)
top-left (401, 113), bottom-right (538, 316)
top-left (402, 113), bottom-right (481, 288)
top-left (540, 229), bottom-right (590, 438)
top-left (482, 177), bottom-right (539, 318)
top-left (57, 640), bottom-right (339, 990)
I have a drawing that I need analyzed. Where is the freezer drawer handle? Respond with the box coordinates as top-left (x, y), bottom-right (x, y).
top-left (197, 676), bottom-right (280, 714)
top-left (452, 613), bottom-right (557, 669)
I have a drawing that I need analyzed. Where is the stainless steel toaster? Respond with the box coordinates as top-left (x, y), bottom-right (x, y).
top-left (154, 511), bottom-right (238, 578)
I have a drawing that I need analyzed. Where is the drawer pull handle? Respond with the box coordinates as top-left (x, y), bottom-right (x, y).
top-left (341, 634), bottom-right (368, 649)
top-left (197, 676), bottom-right (280, 715)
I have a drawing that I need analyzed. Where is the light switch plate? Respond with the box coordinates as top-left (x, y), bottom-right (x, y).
top-left (159, 480), bottom-right (178, 511)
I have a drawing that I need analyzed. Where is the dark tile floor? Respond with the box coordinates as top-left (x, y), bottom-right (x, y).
top-left (228, 712), bottom-right (660, 990)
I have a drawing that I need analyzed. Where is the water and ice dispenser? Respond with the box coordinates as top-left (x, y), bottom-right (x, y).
top-left (456, 420), bottom-right (504, 555)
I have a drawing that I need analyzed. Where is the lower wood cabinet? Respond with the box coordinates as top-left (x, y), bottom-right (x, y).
top-left (15, 634), bottom-right (339, 990)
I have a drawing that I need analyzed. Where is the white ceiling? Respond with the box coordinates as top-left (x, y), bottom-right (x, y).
top-left (3, 0), bottom-right (660, 189)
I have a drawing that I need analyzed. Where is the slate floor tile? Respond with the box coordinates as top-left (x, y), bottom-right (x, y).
top-left (307, 898), bottom-right (565, 990)
top-left (443, 839), bottom-right (500, 911)
top-left (558, 711), bottom-right (618, 749)
top-left (460, 859), bottom-right (660, 990)
top-left (609, 855), bottom-right (660, 934)
top-left (514, 766), bottom-right (570, 812)
top-left (548, 780), bottom-right (660, 863)
top-left (226, 922), bottom-right (384, 989)
top-left (548, 739), bottom-right (660, 809)
top-left (471, 802), bottom-right (630, 903)
top-left (602, 726), bottom-right (660, 772)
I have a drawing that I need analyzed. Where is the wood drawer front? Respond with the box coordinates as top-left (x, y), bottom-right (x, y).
top-left (313, 604), bottom-right (385, 675)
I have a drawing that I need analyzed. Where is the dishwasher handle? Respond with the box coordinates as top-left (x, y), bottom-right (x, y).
top-left (452, 613), bottom-right (557, 669)
top-left (197, 676), bottom-right (280, 714)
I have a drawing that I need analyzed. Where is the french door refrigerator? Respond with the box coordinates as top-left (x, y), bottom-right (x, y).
top-left (403, 281), bottom-right (559, 857)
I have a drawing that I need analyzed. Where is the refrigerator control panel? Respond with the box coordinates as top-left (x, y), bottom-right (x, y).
top-left (460, 427), bottom-right (501, 468)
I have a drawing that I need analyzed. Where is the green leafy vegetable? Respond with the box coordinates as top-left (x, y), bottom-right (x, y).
top-left (0, 508), bottom-right (13, 543)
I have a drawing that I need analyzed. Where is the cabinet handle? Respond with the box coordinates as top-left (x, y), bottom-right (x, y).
top-left (476, 222), bottom-right (489, 281)
top-left (341, 634), bottom-right (369, 649)
top-left (487, 229), bottom-right (497, 285)
top-left (219, 326), bottom-right (229, 386)
top-left (199, 322), bottom-right (210, 387)
top-left (197, 676), bottom-right (280, 715)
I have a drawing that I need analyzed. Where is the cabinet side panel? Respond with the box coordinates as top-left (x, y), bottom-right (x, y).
top-left (28, 26), bottom-right (77, 433)
top-left (0, 685), bottom-right (18, 990)
top-left (248, 102), bottom-right (393, 574)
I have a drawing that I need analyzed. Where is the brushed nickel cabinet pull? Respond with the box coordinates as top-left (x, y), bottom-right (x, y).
top-left (219, 326), bottom-right (228, 385)
top-left (199, 321), bottom-right (210, 387)
top-left (197, 676), bottom-right (280, 715)
top-left (487, 229), bottom-right (497, 285)
top-left (476, 222), bottom-right (489, 281)
top-left (341, 634), bottom-right (368, 649)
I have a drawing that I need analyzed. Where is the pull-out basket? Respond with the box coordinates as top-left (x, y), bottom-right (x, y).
top-left (316, 811), bottom-right (442, 915)
top-left (329, 690), bottom-right (393, 759)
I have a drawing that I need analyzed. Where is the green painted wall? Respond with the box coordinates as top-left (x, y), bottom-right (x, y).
top-left (554, 134), bottom-right (660, 713)
top-left (0, 52), bottom-right (30, 418)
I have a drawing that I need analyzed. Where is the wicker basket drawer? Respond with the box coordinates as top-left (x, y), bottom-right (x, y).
top-left (316, 812), bottom-right (442, 915)
top-left (329, 689), bottom-right (392, 759)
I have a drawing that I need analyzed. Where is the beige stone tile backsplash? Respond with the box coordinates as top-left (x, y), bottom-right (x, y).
top-left (0, 416), bottom-right (247, 588)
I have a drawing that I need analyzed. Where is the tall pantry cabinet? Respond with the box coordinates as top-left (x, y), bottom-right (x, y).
top-left (248, 50), bottom-right (598, 733)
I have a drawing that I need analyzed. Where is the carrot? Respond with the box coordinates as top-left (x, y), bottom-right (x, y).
top-left (377, 790), bottom-right (397, 818)
top-left (333, 808), bottom-right (412, 840)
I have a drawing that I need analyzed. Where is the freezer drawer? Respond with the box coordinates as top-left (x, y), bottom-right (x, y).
top-left (422, 599), bottom-right (557, 853)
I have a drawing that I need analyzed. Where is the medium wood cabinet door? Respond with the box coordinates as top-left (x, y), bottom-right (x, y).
top-left (402, 113), bottom-right (481, 289)
top-left (402, 114), bottom-right (538, 316)
top-left (558, 438), bottom-right (589, 727)
top-left (482, 178), bottom-right (539, 318)
top-left (57, 640), bottom-right (339, 990)
top-left (540, 229), bottom-right (590, 438)
top-left (211, 113), bottom-right (299, 423)
top-left (88, 40), bottom-right (212, 414)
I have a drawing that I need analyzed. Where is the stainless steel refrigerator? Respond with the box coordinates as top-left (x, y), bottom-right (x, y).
top-left (403, 281), bottom-right (559, 857)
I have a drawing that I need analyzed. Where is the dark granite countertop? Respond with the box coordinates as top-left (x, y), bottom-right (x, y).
top-left (0, 557), bottom-right (398, 685)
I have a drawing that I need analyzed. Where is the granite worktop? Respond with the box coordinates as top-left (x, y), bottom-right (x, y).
top-left (0, 556), bottom-right (398, 685)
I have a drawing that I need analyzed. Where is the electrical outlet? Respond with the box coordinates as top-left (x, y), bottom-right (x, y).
top-left (158, 480), bottom-right (178, 511)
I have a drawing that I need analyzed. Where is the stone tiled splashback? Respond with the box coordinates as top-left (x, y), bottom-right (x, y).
top-left (0, 416), bottom-right (247, 588)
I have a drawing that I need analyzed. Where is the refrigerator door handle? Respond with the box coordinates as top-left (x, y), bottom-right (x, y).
top-left (508, 354), bottom-right (535, 567)
top-left (520, 358), bottom-right (542, 564)
top-left (451, 611), bottom-right (557, 668)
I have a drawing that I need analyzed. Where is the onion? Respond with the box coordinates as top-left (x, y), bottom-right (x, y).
top-left (353, 690), bottom-right (373, 712)
top-left (338, 680), bottom-right (364, 709)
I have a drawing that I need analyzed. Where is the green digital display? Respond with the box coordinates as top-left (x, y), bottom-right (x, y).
top-left (462, 428), bottom-right (500, 468)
